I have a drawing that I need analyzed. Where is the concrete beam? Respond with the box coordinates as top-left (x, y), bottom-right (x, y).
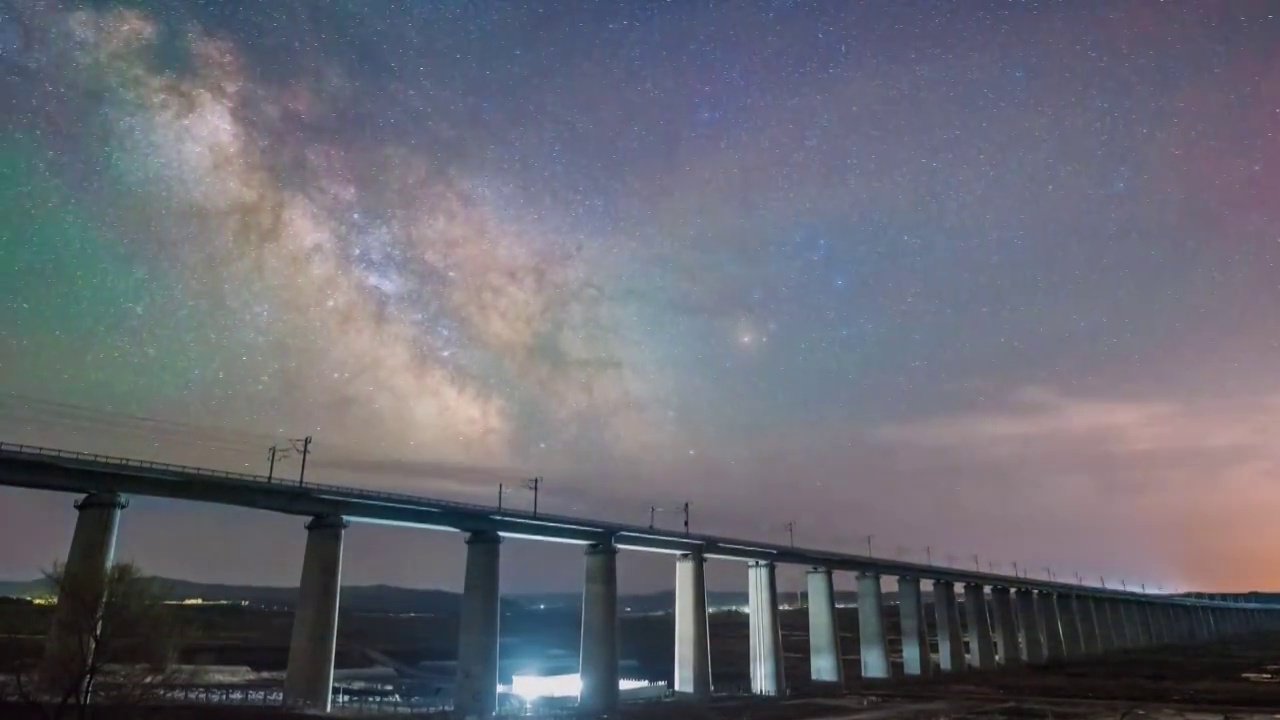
top-left (807, 568), bottom-right (843, 686)
top-left (898, 577), bottom-right (930, 676)
top-left (963, 583), bottom-right (996, 670)
top-left (932, 580), bottom-right (966, 673)
top-left (284, 515), bottom-right (347, 712)
top-left (748, 561), bottom-right (785, 696)
top-left (580, 542), bottom-right (620, 712)
top-left (858, 573), bottom-right (891, 679)
top-left (455, 531), bottom-right (501, 719)
top-left (674, 552), bottom-right (712, 697)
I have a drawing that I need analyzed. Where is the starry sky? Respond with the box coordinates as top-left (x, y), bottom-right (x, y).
top-left (1, 0), bottom-right (1279, 596)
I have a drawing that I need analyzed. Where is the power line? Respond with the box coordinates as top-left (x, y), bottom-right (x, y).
top-left (0, 398), bottom-right (281, 453)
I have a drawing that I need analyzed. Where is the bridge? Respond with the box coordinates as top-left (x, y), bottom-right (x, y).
top-left (2, 440), bottom-right (1274, 715)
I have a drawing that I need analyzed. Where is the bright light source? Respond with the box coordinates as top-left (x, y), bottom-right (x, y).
top-left (507, 673), bottom-right (656, 701)
top-left (511, 672), bottom-right (581, 700)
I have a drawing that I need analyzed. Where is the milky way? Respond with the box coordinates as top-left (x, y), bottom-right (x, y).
top-left (1, 1), bottom-right (1279, 592)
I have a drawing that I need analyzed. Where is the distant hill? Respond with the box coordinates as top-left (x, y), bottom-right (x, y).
top-left (0, 577), bottom-right (470, 615)
top-left (32, 578), bottom-right (1272, 615)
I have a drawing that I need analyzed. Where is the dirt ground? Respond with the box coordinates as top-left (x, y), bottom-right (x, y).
top-left (5, 602), bottom-right (1280, 718)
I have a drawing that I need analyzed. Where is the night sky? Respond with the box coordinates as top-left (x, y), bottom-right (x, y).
top-left (1, 1), bottom-right (1279, 596)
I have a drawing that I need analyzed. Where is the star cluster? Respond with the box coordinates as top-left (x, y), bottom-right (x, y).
top-left (1, 1), bottom-right (1279, 591)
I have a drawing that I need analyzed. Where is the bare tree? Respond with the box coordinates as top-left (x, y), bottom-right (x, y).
top-left (6, 561), bottom-right (187, 720)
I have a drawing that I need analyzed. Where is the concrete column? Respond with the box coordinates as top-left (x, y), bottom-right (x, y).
top-left (1167, 605), bottom-right (1185, 644)
top-left (932, 581), bottom-right (966, 673)
top-left (580, 542), bottom-right (619, 712)
top-left (455, 531), bottom-right (501, 719)
top-left (988, 587), bottom-right (1020, 665)
top-left (1095, 594), bottom-right (1116, 650)
top-left (1038, 592), bottom-right (1066, 662)
top-left (1126, 602), bottom-right (1149, 647)
top-left (674, 552), bottom-right (711, 697)
top-left (1200, 605), bottom-right (1216, 638)
top-left (1181, 605), bottom-right (1196, 642)
top-left (1146, 599), bottom-right (1167, 645)
top-left (1101, 601), bottom-right (1121, 648)
top-left (1058, 594), bottom-right (1085, 658)
top-left (898, 577), bottom-right (930, 676)
top-left (1125, 601), bottom-right (1143, 645)
top-left (1118, 601), bottom-right (1140, 648)
top-left (747, 561), bottom-right (784, 695)
top-left (1015, 589), bottom-right (1046, 663)
top-left (284, 515), bottom-right (347, 712)
top-left (42, 492), bottom-right (129, 689)
top-left (1078, 595), bottom-right (1102, 655)
top-left (748, 561), bottom-right (784, 695)
top-left (1172, 606), bottom-right (1187, 642)
top-left (962, 584), bottom-right (996, 670)
top-left (1182, 605), bottom-right (1198, 642)
top-left (807, 568), bottom-right (843, 686)
top-left (858, 573), bottom-right (890, 679)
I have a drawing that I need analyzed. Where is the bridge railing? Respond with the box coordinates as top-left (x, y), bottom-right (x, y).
top-left (0, 441), bottom-right (594, 528)
top-left (0, 441), bottom-right (270, 483)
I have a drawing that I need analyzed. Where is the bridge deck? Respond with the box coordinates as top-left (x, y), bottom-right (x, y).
top-left (0, 441), bottom-right (1251, 608)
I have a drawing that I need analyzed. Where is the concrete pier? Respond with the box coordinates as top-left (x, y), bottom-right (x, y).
top-left (858, 573), bottom-right (890, 679)
top-left (1198, 605), bottom-right (1214, 639)
top-left (455, 531), bottom-right (501, 719)
top-left (1141, 603), bottom-right (1161, 646)
top-left (748, 561), bottom-right (784, 695)
top-left (989, 587), bottom-right (1020, 665)
top-left (1015, 589), bottom-right (1046, 664)
top-left (1038, 592), bottom-right (1066, 662)
top-left (674, 552), bottom-right (712, 697)
top-left (1058, 594), bottom-right (1085, 658)
top-left (963, 583), bottom-right (996, 670)
top-left (1079, 595), bottom-right (1103, 655)
top-left (1129, 601), bottom-right (1147, 646)
top-left (897, 577), bottom-right (930, 676)
top-left (42, 492), bottom-right (128, 689)
top-left (932, 581), bottom-right (966, 672)
top-left (807, 568), bottom-right (843, 685)
top-left (1174, 604), bottom-right (1191, 642)
top-left (1094, 597), bottom-right (1119, 651)
top-left (284, 515), bottom-right (347, 712)
top-left (1108, 601), bottom-right (1132, 649)
top-left (580, 542), bottom-right (619, 712)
